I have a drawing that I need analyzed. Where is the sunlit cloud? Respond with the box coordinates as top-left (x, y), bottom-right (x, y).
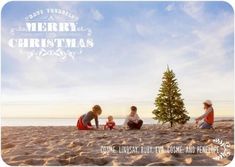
top-left (91, 8), bottom-right (104, 21)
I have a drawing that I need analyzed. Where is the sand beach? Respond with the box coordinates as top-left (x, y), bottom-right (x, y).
top-left (1, 121), bottom-right (234, 166)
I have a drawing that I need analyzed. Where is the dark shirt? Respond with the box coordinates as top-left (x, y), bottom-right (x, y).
top-left (82, 111), bottom-right (98, 128)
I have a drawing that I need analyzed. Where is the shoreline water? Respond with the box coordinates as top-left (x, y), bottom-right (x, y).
top-left (1, 117), bottom-right (233, 126)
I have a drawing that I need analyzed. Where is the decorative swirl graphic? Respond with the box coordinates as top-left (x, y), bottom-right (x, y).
top-left (212, 138), bottom-right (231, 160)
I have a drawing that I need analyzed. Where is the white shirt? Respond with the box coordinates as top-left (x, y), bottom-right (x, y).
top-left (123, 113), bottom-right (140, 127)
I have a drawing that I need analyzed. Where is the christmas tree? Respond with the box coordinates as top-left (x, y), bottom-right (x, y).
top-left (152, 66), bottom-right (190, 127)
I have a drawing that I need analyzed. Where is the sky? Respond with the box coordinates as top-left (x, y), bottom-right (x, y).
top-left (1, 1), bottom-right (234, 118)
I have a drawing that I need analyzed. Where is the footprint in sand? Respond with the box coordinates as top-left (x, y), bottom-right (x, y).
top-left (24, 159), bottom-right (45, 165)
top-left (10, 155), bottom-right (34, 161)
top-left (57, 158), bottom-right (70, 165)
top-left (68, 155), bottom-right (111, 165)
top-left (2, 143), bottom-right (15, 149)
top-left (68, 141), bottom-right (84, 147)
top-left (132, 155), bottom-right (158, 166)
top-left (57, 151), bottom-right (77, 160)
top-left (44, 158), bottom-right (61, 166)
top-left (87, 141), bottom-right (95, 146)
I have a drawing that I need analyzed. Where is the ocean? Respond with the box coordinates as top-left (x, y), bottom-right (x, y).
top-left (1, 117), bottom-right (233, 126)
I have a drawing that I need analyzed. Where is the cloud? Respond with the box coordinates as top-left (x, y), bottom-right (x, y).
top-left (181, 2), bottom-right (204, 21)
top-left (116, 17), bottom-right (132, 31)
top-left (91, 8), bottom-right (104, 21)
top-left (135, 23), bottom-right (154, 37)
top-left (56, 1), bottom-right (79, 10)
top-left (165, 3), bottom-right (175, 11)
top-left (144, 9), bottom-right (156, 18)
top-left (189, 14), bottom-right (233, 65)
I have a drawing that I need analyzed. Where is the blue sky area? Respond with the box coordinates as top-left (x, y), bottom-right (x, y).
top-left (1, 1), bottom-right (234, 118)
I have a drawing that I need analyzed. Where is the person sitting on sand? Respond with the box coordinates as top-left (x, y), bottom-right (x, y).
top-left (195, 100), bottom-right (214, 129)
top-left (123, 106), bottom-right (143, 130)
top-left (77, 105), bottom-right (102, 130)
top-left (104, 115), bottom-right (116, 130)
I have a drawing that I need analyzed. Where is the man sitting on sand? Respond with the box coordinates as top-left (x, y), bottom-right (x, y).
top-left (77, 105), bottom-right (102, 130)
top-left (195, 100), bottom-right (214, 129)
top-left (123, 106), bottom-right (143, 130)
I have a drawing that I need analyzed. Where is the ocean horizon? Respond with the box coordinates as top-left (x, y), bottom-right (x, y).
top-left (1, 117), bottom-right (233, 126)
